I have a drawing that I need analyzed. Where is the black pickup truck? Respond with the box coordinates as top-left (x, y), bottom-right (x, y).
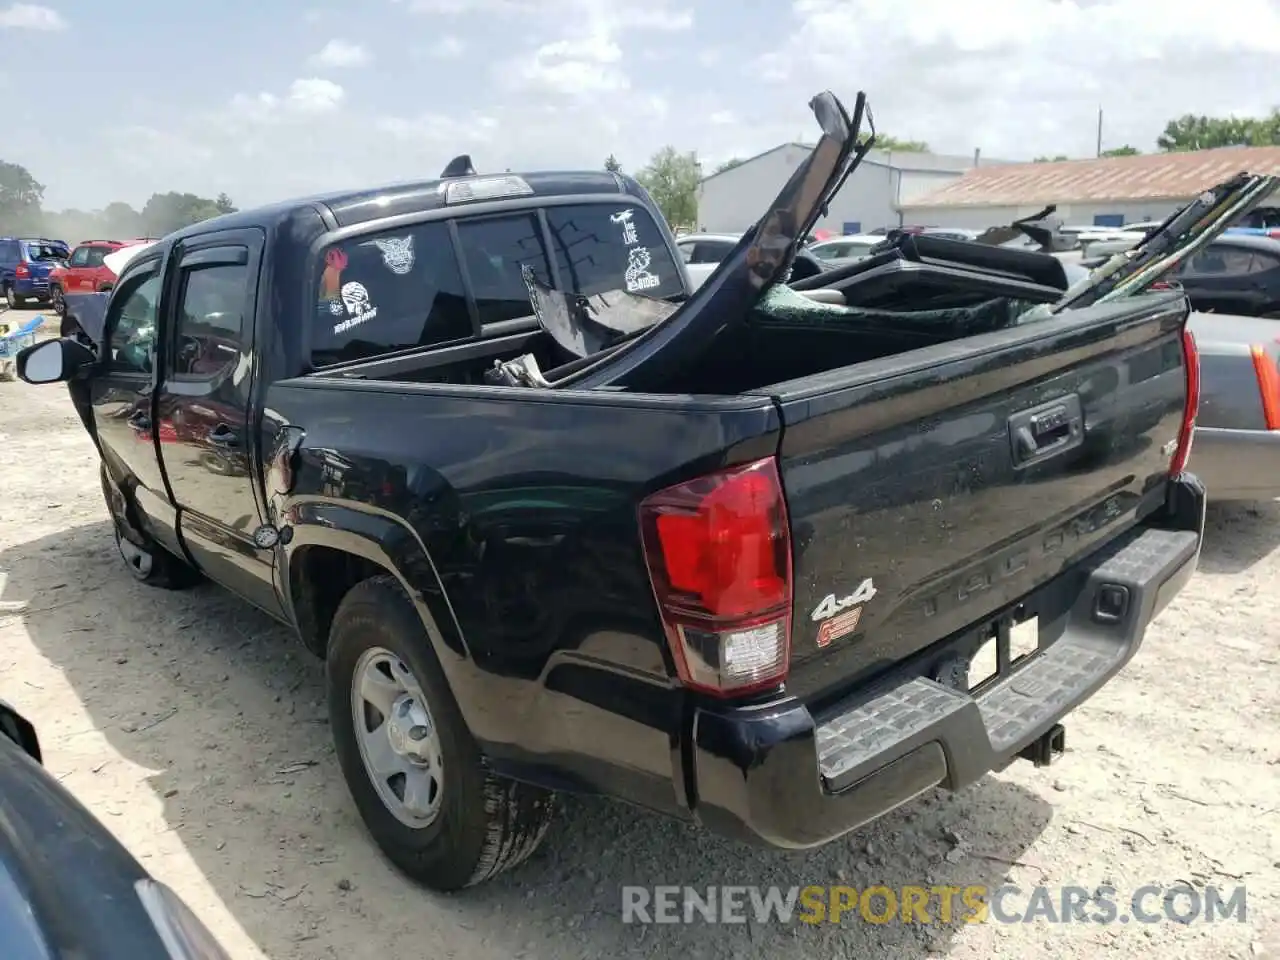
top-left (17, 90), bottom-right (1268, 892)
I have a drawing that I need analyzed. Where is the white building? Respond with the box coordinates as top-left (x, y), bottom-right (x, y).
top-left (696, 144), bottom-right (1002, 235)
top-left (900, 145), bottom-right (1280, 229)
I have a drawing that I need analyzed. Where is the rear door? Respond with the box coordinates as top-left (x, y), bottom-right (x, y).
top-left (771, 292), bottom-right (1191, 703)
top-left (153, 229), bottom-right (282, 617)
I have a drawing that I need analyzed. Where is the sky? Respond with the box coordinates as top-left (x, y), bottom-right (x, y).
top-left (5, 0), bottom-right (1280, 211)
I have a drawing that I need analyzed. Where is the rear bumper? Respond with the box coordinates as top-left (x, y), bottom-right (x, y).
top-left (1190, 427), bottom-right (1280, 502)
top-left (14, 278), bottom-right (48, 298)
top-left (689, 474), bottom-right (1204, 849)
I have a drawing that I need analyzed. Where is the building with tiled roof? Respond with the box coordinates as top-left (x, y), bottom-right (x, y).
top-left (899, 145), bottom-right (1280, 230)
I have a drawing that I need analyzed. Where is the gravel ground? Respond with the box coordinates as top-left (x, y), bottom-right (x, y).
top-left (0, 333), bottom-right (1277, 959)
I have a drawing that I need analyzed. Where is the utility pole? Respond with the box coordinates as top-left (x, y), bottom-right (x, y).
top-left (1096, 106), bottom-right (1103, 158)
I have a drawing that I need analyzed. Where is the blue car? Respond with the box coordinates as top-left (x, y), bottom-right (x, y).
top-left (0, 236), bottom-right (69, 307)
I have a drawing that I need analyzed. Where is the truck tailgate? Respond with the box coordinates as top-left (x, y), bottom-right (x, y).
top-left (771, 292), bottom-right (1190, 704)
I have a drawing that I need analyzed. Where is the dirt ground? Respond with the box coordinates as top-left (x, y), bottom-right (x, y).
top-left (0, 314), bottom-right (1277, 959)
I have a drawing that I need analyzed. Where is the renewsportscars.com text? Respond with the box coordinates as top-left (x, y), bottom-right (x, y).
top-left (621, 884), bottom-right (1248, 926)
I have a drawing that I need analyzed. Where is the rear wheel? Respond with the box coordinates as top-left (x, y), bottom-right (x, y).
top-left (327, 575), bottom-right (556, 891)
top-left (50, 285), bottom-right (65, 316)
top-left (4, 285), bottom-right (18, 308)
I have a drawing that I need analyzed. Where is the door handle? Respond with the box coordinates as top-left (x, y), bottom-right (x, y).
top-left (208, 425), bottom-right (240, 448)
top-left (1008, 395), bottom-right (1084, 468)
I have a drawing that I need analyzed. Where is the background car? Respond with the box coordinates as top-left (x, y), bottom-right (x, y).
top-left (675, 231), bottom-right (834, 289)
top-left (1171, 235), bottom-right (1280, 317)
top-left (1184, 309), bottom-right (1280, 502)
top-left (0, 236), bottom-right (68, 307)
top-left (49, 238), bottom-right (158, 316)
top-left (0, 698), bottom-right (234, 958)
top-left (808, 234), bottom-right (884, 260)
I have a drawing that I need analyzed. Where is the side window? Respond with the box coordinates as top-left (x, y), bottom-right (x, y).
top-left (1252, 253), bottom-right (1280, 274)
top-left (455, 213), bottom-right (552, 325)
top-left (312, 220), bottom-right (473, 367)
top-left (1182, 248), bottom-right (1231, 277)
top-left (68, 246), bottom-right (91, 267)
top-left (172, 260), bottom-right (250, 378)
top-left (1221, 249), bottom-right (1261, 275)
top-left (676, 241), bottom-right (694, 264)
top-left (106, 265), bottom-right (162, 375)
top-left (84, 247), bottom-right (107, 268)
top-left (691, 240), bottom-right (733, 264)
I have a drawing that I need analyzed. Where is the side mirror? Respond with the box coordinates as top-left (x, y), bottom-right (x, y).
top-left (0, 699), bottom-right (41, 764)
top-left (16, 337), bottom-right (96, 384)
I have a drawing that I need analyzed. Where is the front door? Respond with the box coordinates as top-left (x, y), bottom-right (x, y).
top-left (152, 229), bottom-right (282, 617)
top-left (89, 253), bottom-right (185, 559)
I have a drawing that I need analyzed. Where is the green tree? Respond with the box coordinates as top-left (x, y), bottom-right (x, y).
top-left (1100, 145), bottom-right (1141, 157)
top-left (604, 154), bottom-right (622, 173)
top-left (101, 201), bottom-right (143, 238)
top-left (636, 146), bottom-right (700, 229)
top-left (0, 160), bottom-right (45, 234)
top-left (140, 191), bottom-right (224, 236)
top-left (214, 192), bottom-right (237, 215)
top-left (712, 157), bottom-right (745, 175)
top-left (873, 135), bottom-right (929, 152)
top-left (1033, 154), bottom-right (1071, 162)
top-left (1157, 110), bottom-right (1280, 151)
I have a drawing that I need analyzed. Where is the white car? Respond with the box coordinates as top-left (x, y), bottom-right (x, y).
top-left (675, 233), bottom-right (833, 289)
top-left (674, 233), bottom-right (741, 288)
top-left (807, 235), bottom-right (884, 261)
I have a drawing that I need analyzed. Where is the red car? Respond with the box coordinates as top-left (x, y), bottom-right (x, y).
top-left (48, 238), bottom-right (157, 317)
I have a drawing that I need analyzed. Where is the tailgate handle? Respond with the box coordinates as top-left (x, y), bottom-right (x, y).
top-left (1009, 396), bottom-right (1083, 467)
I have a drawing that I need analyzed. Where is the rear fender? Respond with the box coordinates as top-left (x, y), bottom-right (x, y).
top-left (281, 502), bottom-right (470, 659)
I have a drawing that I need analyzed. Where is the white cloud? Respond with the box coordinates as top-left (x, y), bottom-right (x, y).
top-left (503, 34), bottom-right (627, 96)
top-left (393, 0), bottom-right (538, 12)
top-left (426, 35), bottom-right (464, 58)
top-left (288, 78), bottom-right (345, 113)
top-left (759, 0), bottom-right (1280, 159)
top-left (310, 39), bottom-right (369, 68)
top-left (0, 3), bottom-right (65, 29)
top-left (40, 0), bottom-right (1280, 214)
top-left (227, 78), bottom-right (345, 124)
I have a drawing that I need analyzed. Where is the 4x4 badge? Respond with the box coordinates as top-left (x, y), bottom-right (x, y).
top-left (811, 578), bottom-right (877, 622)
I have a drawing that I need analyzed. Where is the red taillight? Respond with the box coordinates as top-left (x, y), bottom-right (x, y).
top-left (1170, 327), bottom-right (1199, 475)
top-left (639, 457), bottom-right (792, 698)
top-left (1267, 229), bottom-right (1280, 240)
top-left (1250, 345), bottom-right (1280, 430)
top-left (15, 263), bottom-right (29, 278)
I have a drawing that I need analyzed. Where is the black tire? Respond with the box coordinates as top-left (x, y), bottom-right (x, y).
top-left (100, 467), bottom-right (202, 590)
top-left (4, 285), bottom-right (18, 308)
top-left (327, 575), bottom-right (556, 891)
top-left (50, 284), bottom-right (65, 317)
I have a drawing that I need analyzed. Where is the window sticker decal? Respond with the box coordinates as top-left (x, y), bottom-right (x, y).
top-left (610, 208), bottom-right (639, 245)
top-left (625, 246), bottom-right (661, 292)
top-left (321, 248), bottom-right (348, 315)
top-left (333, 281), bottom-right (378, 333)
top-left (363, 235), bottom-right (415, 275)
